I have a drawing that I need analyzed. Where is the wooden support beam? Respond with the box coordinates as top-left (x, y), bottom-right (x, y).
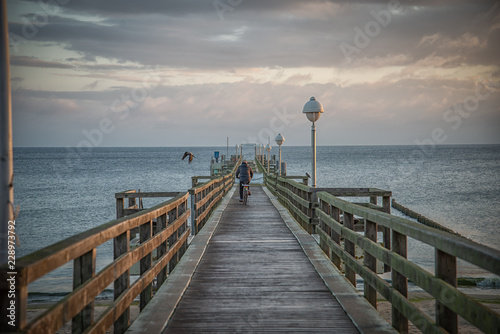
top-left (72, 249), bottom-right (96, 334)
top-left (392, 230), bottom-right (408, 333)
top-left (113, 231), bottom-right (130, 334)
top-left (140, 221), bottom-right (152, 311)
top-left (331, 206), bottom-right (341, 269)
top-left (156, 214), bottom-right (168, 287)
top-left (436, 249), bottom-right (458, 334)
top-left (382, 195), bottom-right (391, 273)
top-left (364, 219), bottom-right (377, 308)
top-left (344, 212), bottom-right (356, 286)
top-left (116, 198), bottom-right (124, 219)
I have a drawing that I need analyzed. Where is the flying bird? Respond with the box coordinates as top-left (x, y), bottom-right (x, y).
top-left (306, 172), bottom-right (311, 179)
top-left (182, 151), bottom-right (195, 163)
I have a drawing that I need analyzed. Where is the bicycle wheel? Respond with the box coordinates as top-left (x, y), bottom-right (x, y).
top-left (243, 188), bottom-right (248, 205)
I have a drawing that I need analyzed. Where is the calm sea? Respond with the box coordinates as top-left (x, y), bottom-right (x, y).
top-left (13, 145), bottom-right (500, 300)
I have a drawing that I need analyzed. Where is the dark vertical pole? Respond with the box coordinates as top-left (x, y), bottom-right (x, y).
top-left (140, 221), bottom-right (152, 310)
top-left (1, 0), bottom-right (14, 266)
top-left (116, 198), bottom-right (124, 219)
top-left (157, 213), bottom-right (168, 287)
top-left (436, 249), bottom-right (457, 333)
top-left (364, 219), bottom-right (377, 308)
top-left (331, 206), bottom-right (341, 269)
top-left (382, 196), bottom-right (391, 272)
top-left (72, 249), bottom-right (96, 334)
top-left (1, 3), bottom-right (17, 330)
top-left (344, 212), bottom-right (356, 286)
top-left (114, 230), bottom-right (130, 334)
top-left (392, 231), bottom-right (408, 332)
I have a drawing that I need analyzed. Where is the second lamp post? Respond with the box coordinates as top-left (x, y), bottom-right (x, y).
top-left (302, 96), bottom-right (324, 188)
top-left (275, 133), bottom-right (285, 176)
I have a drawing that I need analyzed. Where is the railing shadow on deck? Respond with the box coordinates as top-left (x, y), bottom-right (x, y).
top-left (0, 158), bottom-right (242, 334)
top-left (259, 158), bottom-right (500, 334)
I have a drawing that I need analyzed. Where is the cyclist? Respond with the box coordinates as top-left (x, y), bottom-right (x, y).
top-left (236, 160), bottom-right (254, 202)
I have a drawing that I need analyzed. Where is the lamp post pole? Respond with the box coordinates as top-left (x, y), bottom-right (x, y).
top-left (311, 122), bottom-right (316, 187)
top-left (266, 144), bottom-right (271, 174)
top-left (275, 133), bottom-right (285, 176)
top-left (302, 96), bottom-right (324, 188)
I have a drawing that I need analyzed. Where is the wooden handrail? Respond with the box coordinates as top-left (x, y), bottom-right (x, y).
top-left (1, 191), bottom-right (190, 333)
top-left (316, 191), bottom-right (500, 333)
top-left (189, 169), bottom-right (237, 235)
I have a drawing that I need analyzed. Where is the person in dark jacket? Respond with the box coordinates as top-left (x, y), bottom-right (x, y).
top-left (236, 160), bottom-right (254, 202)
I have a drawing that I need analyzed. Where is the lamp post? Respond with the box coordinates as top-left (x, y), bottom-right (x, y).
top-left (302, 96), bottom-right (324, 188)
top-left (275, 133), bottom-right (285, 176)
top-left (240, 144), bottom-right (243, 158)
top-left (266, 144), bottom-right (272, 174)
top-left (235, 144), bottom-right (239, 161)
top-left (261, 144), bottom-right (265, 164)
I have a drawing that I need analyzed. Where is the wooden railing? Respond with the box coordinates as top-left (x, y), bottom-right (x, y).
top-left (189, 173), bottom-right (235, 235)
top-left (316, 193), bottom-right (500, 333)
top-left (260, 160), bottom-right (500, 333)
top-left (0, 191), bottom-right (190, 333)
top-left (265, 174), bottom-right (314, 233)
top-left (189, 156), bottom-right (241, 235)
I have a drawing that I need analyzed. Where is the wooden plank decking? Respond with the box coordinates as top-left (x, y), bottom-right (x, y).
top-left (164, 186), bottom-right (358, 333)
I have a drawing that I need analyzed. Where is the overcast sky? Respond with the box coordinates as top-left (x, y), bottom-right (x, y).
top-left (6, 0), bottom-right (500, 147)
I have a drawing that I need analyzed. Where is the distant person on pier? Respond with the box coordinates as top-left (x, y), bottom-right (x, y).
top-left (236, 160), bottom-right (254, 202)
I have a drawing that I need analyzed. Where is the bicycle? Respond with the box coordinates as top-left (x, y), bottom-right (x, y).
top-left (242, 184), bottom-right (250, 205)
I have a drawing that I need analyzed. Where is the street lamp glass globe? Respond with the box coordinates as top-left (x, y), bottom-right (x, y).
top-left (275, 133), bottom-right (285, 146)
top-left (266, 144), bottom-right (272, 152)
top-left (302, 96), bottom-right (324, 123)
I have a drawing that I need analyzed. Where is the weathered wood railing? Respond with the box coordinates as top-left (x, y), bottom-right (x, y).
top-left (1, 191), bottom-right (190, 333)
top-left (316, 193), bottom-right (500, 333)
top-left (189, 156), bottom-right (241, 235)
top-left (260, 159), bottom-right (500, 333)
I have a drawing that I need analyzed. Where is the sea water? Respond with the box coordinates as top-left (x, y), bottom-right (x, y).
top-left (13, 145), bottom-right (500, 300)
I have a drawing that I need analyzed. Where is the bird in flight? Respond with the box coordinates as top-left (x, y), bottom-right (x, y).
top-left (306, 172), bottom-right (311, 178)
top-left (182, 151), bottom-right (195, 163)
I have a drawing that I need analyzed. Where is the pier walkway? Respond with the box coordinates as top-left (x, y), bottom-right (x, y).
top-left (128, 186), bottom-right (393, 333)
top-left (4, 156), bottom-right (500, 333)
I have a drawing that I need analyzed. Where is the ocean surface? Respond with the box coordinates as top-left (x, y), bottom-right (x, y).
top-left (13, 145), bottom-right (500, 300)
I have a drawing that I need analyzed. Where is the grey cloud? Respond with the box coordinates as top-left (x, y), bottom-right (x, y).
top-left (8, 2), bottom-right (500, 69)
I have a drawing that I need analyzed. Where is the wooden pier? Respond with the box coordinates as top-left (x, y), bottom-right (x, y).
top-left (131, 186), bottom-right (387, 333)
top-left (1, 156), bottom-right (500, 333)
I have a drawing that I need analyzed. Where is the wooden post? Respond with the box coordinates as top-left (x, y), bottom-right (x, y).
top-left (392, 230), bottom-right (408, 332)
top-left (72, 249), bottom-right (96, 334)
top-left (382, 195), bottom-right (391, 272)
top-left (344, 212), bottom-right (356, 286)
top-left (307, 190), bottom-right (315, 234)
top-left (168, 207), bottom-right (179, 273)
top-left (116, 198), bottom-right (124, 219)
top-left (157, 214), bottom-right (168, 287)
top-left (140, 221), bottom-right (152, 310)
top-left (436, 249), bottom-right (458, 334)
top-left (113, 231), bottom-right (130, 334)
top-left (189, 191), bottom-right (196, 236)
top-left (370, 196), bottom-right (377, 205)
top-left (320, 200), bottom-right (330, 254)
top-left (331, 206), bottom-right (341, 269)
top-left (364, 219), bottom-right (377, 308)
